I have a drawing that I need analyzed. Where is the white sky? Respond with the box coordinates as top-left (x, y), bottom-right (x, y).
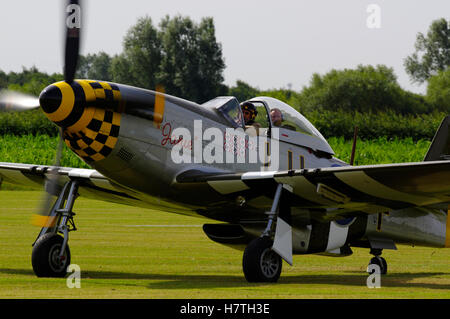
top-left (0, 0), bottom-right (448, 94)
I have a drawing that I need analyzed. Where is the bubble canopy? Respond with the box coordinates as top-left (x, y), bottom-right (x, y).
top-left (249, 97), bottom-right (334, 155)
top-left (252, 97), bottom-right (323, 138)
top-left (203, 96), bottom-right (334, 155)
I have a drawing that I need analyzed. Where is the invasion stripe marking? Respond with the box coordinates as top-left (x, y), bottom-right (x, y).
top-left (335, 170), bottom-right (439, 206)
top-left (307, 222), bottom-right (331, 253)
top-left (303, 173), bottom-right (410, 210)
top-left (0, 169), bottom-right (44, 187)
top-left (326, 221), bottom-right (349, 252)
top-left (345, 215), bottom-right (368, 245)
top-left (274, 176), bottom-right (336, 206)
top-left (207, 180), bottom-right (250, 195)
top-left (242, 171), bottom-right (275, 180)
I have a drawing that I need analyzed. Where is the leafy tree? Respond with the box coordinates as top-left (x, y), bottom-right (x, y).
top-left (5, 67), bottom-right (63, 96)
top-left (228, 80), bottom-right (260, 102)
top-left (157, 15), bottom-right (226, 103)
top-left (296, 65), bottom-right (429, 114)
top-left (404, 18), bottom-right (450, 83)
top-left (426, 67), bottom-right (450, 112)
top-left (260, 88), bottom-right (298, 105)
top-left (77, 52), bottom-right (113, 81)
top-left (110, 15), bottom-right (226, 103)
top-left (111, 16), bottom-right (162, 90)
top-left (0, 70), bottom-right (7, 89)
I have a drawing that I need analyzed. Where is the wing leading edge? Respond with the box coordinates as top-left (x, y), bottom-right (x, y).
top-left (0, 162), bottom-right (142, 207)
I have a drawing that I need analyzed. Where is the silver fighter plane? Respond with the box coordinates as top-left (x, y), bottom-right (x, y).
top-left (0, 0), bottom-right (449, 282)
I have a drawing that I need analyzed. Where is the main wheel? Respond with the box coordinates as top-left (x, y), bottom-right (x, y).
top-left (32, 233), bottom-right (71, 277)
top-left (243, 236), bottom-right (282, 282)
top-left (368, 256), bottom-right (387, 275)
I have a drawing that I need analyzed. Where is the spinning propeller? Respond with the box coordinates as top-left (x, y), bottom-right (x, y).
top-left (0, 0), bottom-right (165, 228)
top-left (0, 90), bottom-right (40, 112)
top-left (35, 0), bottom-right (82, 227)
top-left (0, 0), bottom-right (82, 227)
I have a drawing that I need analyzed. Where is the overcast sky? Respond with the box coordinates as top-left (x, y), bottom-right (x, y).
top-left (0, 0), bottom-right (448, 94)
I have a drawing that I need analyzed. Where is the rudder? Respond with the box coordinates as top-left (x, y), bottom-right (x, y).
top-left (424, 116), bottom-right (450, 161)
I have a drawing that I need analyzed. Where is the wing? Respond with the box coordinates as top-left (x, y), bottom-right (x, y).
top-left (177, 160), bottom-right (450, 220)
top-left (0, 162), bottom-right (144, 208)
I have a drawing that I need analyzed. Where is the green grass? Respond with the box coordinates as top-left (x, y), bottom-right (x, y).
top-left (0, 134), bottom-right (88, 168)
top-left (0, 135), bottom-right (445, 298)
top-left (0, 191), bottom-right (449, 298)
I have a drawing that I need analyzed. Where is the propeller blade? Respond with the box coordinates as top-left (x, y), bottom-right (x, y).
top-left (31, 128), bottom-right (65, 228)
top-left (0, 90), bottom-right (40, 112)
top-left (64, 0), bottom-right (81, 83)
top-left (32, 0), bottom-right (83, 227)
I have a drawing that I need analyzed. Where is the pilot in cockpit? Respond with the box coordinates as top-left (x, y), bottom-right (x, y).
top-left (241, 102), bottom-right (261, 136)
top-left (241, 102), bottom-right (258, 126)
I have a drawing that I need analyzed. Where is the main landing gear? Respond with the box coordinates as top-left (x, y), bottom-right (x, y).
top-left (242, 184), bottom-right (287, 283)
top-left (32, 181), bottom-right (79, 277)
top-left (243, 236), bottom-right (282, 282)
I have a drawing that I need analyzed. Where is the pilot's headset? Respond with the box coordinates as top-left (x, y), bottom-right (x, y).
top-left (241, 102), bottom-right (258, 123)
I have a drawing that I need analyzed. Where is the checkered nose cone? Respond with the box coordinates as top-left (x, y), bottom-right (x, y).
top-left (40, 80), bottom-right (123, 163)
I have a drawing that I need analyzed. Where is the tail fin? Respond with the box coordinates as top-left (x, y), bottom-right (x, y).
top-left (424, 116), bottom-right (450, 161)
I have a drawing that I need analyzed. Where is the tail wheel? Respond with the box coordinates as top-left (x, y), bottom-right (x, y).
top-left (32, 233), bottom-right (71, 277)
top-left (243, 236), bottom-right (282, 283)
top-left (368, 256), bottom-right (387, 275)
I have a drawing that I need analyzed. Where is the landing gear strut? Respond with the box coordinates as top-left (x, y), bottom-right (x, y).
top-left (367, 248), bottom-right (387, 275)
top-left (32, 180), bottom-right (79, 277)
top-left (242, 184), bottom-right (286, 283)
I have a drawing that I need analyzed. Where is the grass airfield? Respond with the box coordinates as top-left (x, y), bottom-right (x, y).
top-left (0, 190), bottom-right (449, 299)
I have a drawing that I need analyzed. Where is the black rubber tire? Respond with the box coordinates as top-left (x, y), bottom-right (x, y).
top-left (368, 256), bottom-right (387, 275)
top-left (32, 233), bottom-right (71, 277)
top-left (243, 236), bottom-right (282, 283)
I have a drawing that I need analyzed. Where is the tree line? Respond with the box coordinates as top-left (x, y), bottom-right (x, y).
top-left (0, 16), bottom-right (448, 140)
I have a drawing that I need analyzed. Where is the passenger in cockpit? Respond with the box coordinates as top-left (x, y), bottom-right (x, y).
top-left (270, 108), bottom-right (296, 131)
top-left (270, 108), bottom-right (283, 127)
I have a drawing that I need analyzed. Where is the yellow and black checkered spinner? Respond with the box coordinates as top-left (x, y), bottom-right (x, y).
top-left (43, 80), bottom-right (123, 163)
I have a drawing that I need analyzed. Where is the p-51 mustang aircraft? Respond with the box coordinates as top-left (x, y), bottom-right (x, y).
top-left (0, 1), bottom-right (449, 282)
